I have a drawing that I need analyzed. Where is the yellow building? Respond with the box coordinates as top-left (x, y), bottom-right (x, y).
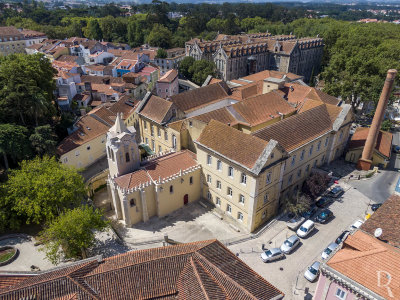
top-left (107, 114), bottom-right (201, 226)
top-left (0, 26), bottom-right (25, 56)
top-left (57, 96), bottom-right (139, 169)
top-left (345, 127), bottom-right (392, 168)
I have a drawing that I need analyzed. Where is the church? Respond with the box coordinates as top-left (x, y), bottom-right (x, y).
top-left (107, 113), bottom-right (202, 226)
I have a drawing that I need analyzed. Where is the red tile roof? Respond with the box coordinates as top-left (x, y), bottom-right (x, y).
top-left (348, 127), bottom-right (392, 158)
top-left (327, 230), bottom-right (400, 299)
top-left (158, 69), bottom-right (178, 83)
top-left (0, 240), bottom-right (283, 299)
top-left (140, 95), bottom-right (173, 124)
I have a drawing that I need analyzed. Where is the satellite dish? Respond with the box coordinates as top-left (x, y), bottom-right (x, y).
top-left (375, 228), bottom-right (383, 238)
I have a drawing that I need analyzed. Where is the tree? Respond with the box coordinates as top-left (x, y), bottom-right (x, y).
top-left (156, 48), bottom-right (167, 59)
top-left (381, 119), bottom-right (392, 132)
top-left (29, 125), bottom-right (58, 157)
top-left (0, 53), bottom-right (57, 127)
top-left (0, 124), bottom-right (31, 170)
top-left (4, 156), bottom-right (86, 225)
top-left (285, 193), bottom-right (312, 217)
top-left (146, 24), bottom-right (172, 48)
top-left (40, 206), bottom-right (109, 264)
top-left (302, 172), bottom-right (330, 199)
top-left (189, 60), bottom-right (216, 85)
top-left (179, 56), bottom-right (195, 79)
top-left (85, 18), bottom-right (102, 40)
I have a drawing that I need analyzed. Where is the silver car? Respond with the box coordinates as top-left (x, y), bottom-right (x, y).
top-left (304, 261), bottom-right (320, 282)
top-left (261, 248), bottom-right (285, 263)
top-left (321, 242), bottom-right (339, 260)
top-left (280, 235), bottom-right (300, 254)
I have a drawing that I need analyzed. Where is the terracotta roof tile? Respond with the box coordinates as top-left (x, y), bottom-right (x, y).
top-left (140, 95), bottom-right (173, 124)
top-left (253, 105), bottom-right (332, 152)
top-left (170, 82), bottom-right (231, 113)
top-left (158, 69), bottom-right (178, 83)
top-left (196, 120), bottom-right (269, 169)
top-left (361, 194), bottom-right (400, 247)
top-left (348, 127), bottom-right (392, 158)
top-left (193, 107), bottom-right (238, 126)
top-left (327, 231), bottom-right (400, 299)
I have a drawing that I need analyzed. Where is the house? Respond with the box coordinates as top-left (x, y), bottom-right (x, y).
top-left (0, 240), bottom-right (284, 299)
top-left (57, 97), bottom-right (139, 169)
top-left (87, 51), bottom-right (114, 65)
top-left (315, 230), bottom-right (400, 300)
top-left (345, 127), bottom-right (392, 168)
top-left (153, 47), bottom-right (185, 73)
top-left (0, 26), bottom-right (26, 56)
top-left (156, 69), bottom-right (179, 98)
top-left (20, 28), bottom-right (47, 47)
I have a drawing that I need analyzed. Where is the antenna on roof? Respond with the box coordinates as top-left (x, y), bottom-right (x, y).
top-left (374, 228), bottom-right (383, 238)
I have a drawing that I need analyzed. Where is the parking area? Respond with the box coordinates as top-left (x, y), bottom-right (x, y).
top-left (228, 181), bottom-right (373, 299)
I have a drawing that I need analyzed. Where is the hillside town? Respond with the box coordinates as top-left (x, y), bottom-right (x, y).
top-left (1, 4), bottom-right (400, 299)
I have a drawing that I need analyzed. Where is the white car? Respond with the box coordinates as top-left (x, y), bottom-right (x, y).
top-left (297, 220), bottom-right (315, 238)
top-left (322, 242), bottom-right (339, 259)
top-left (304, 261), bottom-right (320, 282)
top-left (260, 248), bottom-right (285, 263)
top-left (350, 219), bottom-right (364, 230)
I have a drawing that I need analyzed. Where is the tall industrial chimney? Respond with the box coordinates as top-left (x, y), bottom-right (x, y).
top-left (357, 69), bottom-right (397, 170)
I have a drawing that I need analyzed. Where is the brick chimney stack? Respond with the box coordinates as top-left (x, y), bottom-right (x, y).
top-left (357, 69), bottom-right (397, 170)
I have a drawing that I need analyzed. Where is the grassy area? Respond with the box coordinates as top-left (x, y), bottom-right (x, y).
top-left (0, 248), bottom-right (16, 263)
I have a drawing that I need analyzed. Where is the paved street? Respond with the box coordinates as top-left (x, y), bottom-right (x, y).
top-left (228, 182), bottom-right (372, 299)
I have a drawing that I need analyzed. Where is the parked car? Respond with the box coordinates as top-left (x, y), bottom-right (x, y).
top-left (261, 248), bottom-right (285, 263)
top-left (335, 230), bottom-right (350, 245)
top-left (302, 205), bottom-right (318, 219)
top-left (297, 220), bottom-right (315, 238)
top-left (304, 261), bottom-right (321, 282)
top-left (280, 235), bottom-right (300, 254)
top-left (287, 215), bottom-right (306, 231)
top-left (392, 145), bottom-right (400, 153)
top-left (316, 209), bottom-right (333, 223)
top-left (322, 242), bottom-right (339, 259)
top-left (350, 219), bottom-right (364, 230)
top-left (371, 203), bottom-right (382, 212)
top-left (327, 186), bottom-right (344, 198)
top-left (316, 197), bottom-right (333, 208)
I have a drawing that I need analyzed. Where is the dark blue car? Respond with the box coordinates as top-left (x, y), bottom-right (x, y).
top-left (316, 209), bottom-right (333, 223)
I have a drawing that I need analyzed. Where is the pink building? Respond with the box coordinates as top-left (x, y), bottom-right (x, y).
top-left (156, 69), bottom-right (179, 99)
top-left (315, 230), bottom-right (400, 300)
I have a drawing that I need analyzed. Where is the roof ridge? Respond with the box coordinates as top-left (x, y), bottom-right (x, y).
top-left (190, 257), bottom-right (211, 300)
top-left (66, 274), bottom-right (100, 299)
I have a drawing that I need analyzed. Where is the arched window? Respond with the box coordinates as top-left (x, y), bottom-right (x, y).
top-left (125, 152), bottom-right (130, 162)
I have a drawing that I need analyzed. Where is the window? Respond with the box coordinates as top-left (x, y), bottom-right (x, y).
top-left (335, 288), bottom-right (347, 299)
top-left (266, 172), bottom-right (272, 184)
top-left (239, 194), bottom-right (245, 204)
top-left (170, 185), bottom-right (174, 194)
top-left (314, 160), bottom-right (318, 167)
top-left (291, 155), bottom-right (296, 166)
top-left (125, 152), bottom-right (130, 162)
top-left (237, 212), bottom-right (243, 221)
top-left (306, 164), bottom-right (310, 173)
top-left (207, 155), bottom-right (212, 165)
top-left (158, 128), bottom-right (161, 137)
top-left (216, 180), bottom-right (221, 189)
top-left (325, 136), bottom-right (329, 147)
top-left (228, 166), bottom-right (234, 178)
top-left (164, 130), bottom-right (168, 141)
top-left (87, 146), bottom-right (91, 150)
top-left (216, 197), bottom-right (221, 206)
top-left (159, 146), bottom-right (162, 153)
top-left (151, 125), bottom-right (154, 137)
top-left (190, 176), bottom-right (193, 185)
top-left (300, 150), bottom-right (305, 161)
top-left (151, 140), bottom-right (155, 151)
top-left (270, 152), bottom-right (274, 159)
top-left (207, 174), bottom-right (212, 183)
top-left (317, 141), bottom-right (321, 151)
top-left (309, 145), bottom-right (314, 156)
top-left (262, 210), bottom-right (267, 219)
top-left (322, 155), bottom-right (326, 163)
top-left (297, 169), bottom-right (302, 178)
top-left (172, 134), bottom-right (176, 149)
top-left (63, 157), bottom-right (68, 163)
top-left (144, 121), bottom-right (147, 130)
top-left (145, 137), bottom-right (149, 145)
top-left (130, 199), bottom-right (136, 207)
top-left (264, 193), bottom-right (268, 204)
top-left (288, 174), bottom-right (293, 184)
top-left (207, 191), bottom-right (211, 200)
top-left (189, 121), bottom-right (193, 127)
top-left (227, 187), bottom-right (233, 197)
top-left (226, 204), bottom-right (232, 214)
top-left (75, 150), bottom-right (80, 156)
top-left (241, 173), bottom-right (247, 185)
top-left (217, 160), bottom-right (222, 171)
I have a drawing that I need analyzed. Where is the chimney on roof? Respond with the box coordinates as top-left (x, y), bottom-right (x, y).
top-left (278, 112), bottom-right (284, 120)
top-left (357, 69), bottom-right (397, 171)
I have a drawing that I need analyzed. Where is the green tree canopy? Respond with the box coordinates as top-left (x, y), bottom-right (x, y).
top-left (0, 53), bottom-right (57, 127)
top-left (4, 156), bottom-right (86, 225)
top-left (0, 124), bottom-right (31, 170)
top-left (146, 23), bottom-right (172, 48)
top-left (189, 60), bottom-right (216, 85)
top-left (40, 206), bottom-right (109, 264)
top-left (179, 56), bottom-right (195, 79)
top-left (85, 18), bottom-right (103, 40)
top-left (156, 48), bottom-right (168, 59)
top-left (29, 125), bottom-right (58, 157)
